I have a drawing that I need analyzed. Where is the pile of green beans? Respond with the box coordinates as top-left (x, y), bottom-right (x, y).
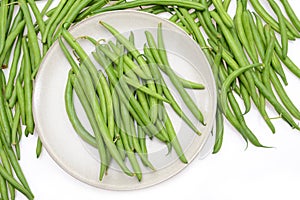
top-left (108, 0), bottom-right (300, 152)
top-left (61, 22), bottom-right (206, 180)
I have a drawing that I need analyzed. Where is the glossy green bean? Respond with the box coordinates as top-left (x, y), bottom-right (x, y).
top-left (270, 69), bottom-right (300, 120)
top-left (11, 103), bottom-right (21, 146)
top-left (71, 72), bottom-right (114, 180)
top-left (0, 141), bottom-right (15, 199)
top-left (0, 74), bottom-right (11, 144)
top-left (93, 50), bottom-right (169, 142)
top-left (0, 173), bottom-right (9, 200)
top-left (267, 0), bottom-right (288, 59)
top-left (78, 60), bottom-right (134, 176)
top-left (242, 10), bottom-right (259, 63)
top-left (27, 0), bottom-right (45, 37)
top-left (99, 42), bottom-right (151, 80)
top-left (0, 0), bottom-right (8, 54)
top-left (41, 0), bottom-right (54, 16)
top-left (36, 137), bottom-right (43, 158)
top-left (76, 0), bottom-right (108, 21)
top-left (143, 46), bottom-right (201, 135)
top-left (43, 0), bottom-right (67, 43)
top-left (252, 74), bottom-right (300, 130)
top-left (100, 21), bottom-right (152, 78)
top-left (274, 37), bottom-right (300, 79)
top-left (163, 107), bottom-right (187, 163)
top-left (119, 124), bottom-right (142, 181)
top-left (249, 0), bottom-right (295, 40)
top-left (46, 0), bottom-right (76, 46)
top-left (92, 0), bottom-right (206, 14)
top-left (280, 0), bottom-right (300, 32)
top-left (122, 76), bottom-right (170, 103)
top-left (200, 0), bottom-right (222, 39)
top-left (212, 0), bottom-right (234, 28)
top-left (212, 108), bottom-right (224, 153)
top-left (53, 0), bottom-right (94, 41)
top-left (155, 25), bottom-right (206, 125)
top-left (22, 38), bottom-right (34, 135)
top-left (18, 0), bottom-right (41, 68)
top-left (65, 73), bottom-right (97, 148)
top-left (5, 34), bottom-right (22, 100)
top-left (0, 162), bottom-right (33, 200)
top-left (98, 71), bottom-right (115, 139)
top-left (221, 63), bottom-right (262, 113)
top-left (0, 21), bottom-right (25, 66)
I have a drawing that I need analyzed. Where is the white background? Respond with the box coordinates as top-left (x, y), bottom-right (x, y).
top-left (12, 1), bottom-right (300, 199)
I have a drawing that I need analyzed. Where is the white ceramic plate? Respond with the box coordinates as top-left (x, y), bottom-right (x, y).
top-left (33, 10), bottom-right (217, 190)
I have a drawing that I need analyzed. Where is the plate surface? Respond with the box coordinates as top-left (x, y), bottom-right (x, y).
top-left (33, 10), bottom-right (217, 190)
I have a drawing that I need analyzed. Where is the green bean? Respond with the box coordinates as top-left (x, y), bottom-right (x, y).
top-left (0, 173), bottom-right (9, 200)
top-left (111, 85), bottom-right (126, 160)
top-left (22, 38), bottom-right (34, 135)
top-left (280, 0), bottom-right (300, 32)
top-left (93, 51), bottom-right (168, 142)
top-left (72, 72), bottom-right (108, 179)
top-left (155, 24), bottom-right (206, 125)
top-left (222, 0), bottom-right (231, 11)
top-left (221, 63), bottom-right (262, 113)
top-left (218, 63), bottom-right (250, 145)
top-left (270, 69), bottom-right (300, 120)
top-left (5, 35), bottom-right (22, 100)
top-left (76, 0), bottom-right (107, 21)
top-left (200, 0), bottom-right (222, 39)
top-left (15, 80), bottom-right (25, 127)
top-left (11, 103), bottom-right (21, 146)
top-left (119, 124), bottom-right (142, 181)
top-left (52, 0), bottom-right (94, 41)
top-left (0, 76), bottom-right (11, 145)
top-left (262, 25), bottom-right (274, 88)
top-left (143, 46), bottom-right (201, 135)
top-left (229, 91), bottom-right (267, 147)
top-left (173, 8), bottom-right (193, 35)
top-left (0, 162), bottom-right (33, 200)
top-left (41, 0), bottom-right (54, 16)
top-left (100, 21), bottom-right (152, 78)
top-left (249, 0), bottom-right (295, 40)
top-left (211, 11), bottom-right (261, 100)
top-left (162, 107), bottom-right (187, 163)
top-left (98, 71), bottom-right (115, 139)
top-left (252, 74), bottom-right (300, 130)
top-left (5, 0), bottom-right (14, 35)
top-left (27, 0), bottom-right (45, 37)
top-left (137, 125), bottom-right (147, 158)
top-left (234, 1), bottom-right (257, 63)
top-left (79, 61), bottom-right (134, 176)
top-left (212, 0), bottom-right (234, 28)
top-left (0, 0), bottom-right (8, 55)
top-left (122, 76), bottom-right (169, 103)
top-left (242, 10), bottom-right (259, 63)
top-left (43, 0), bottom-right (67, 43)
top-left (0, 21), bottom-right (25, 66)
top-left (98, 42), bottom-right (151, 80)
top-left (0, 143), bottom-right (15, 200)
top-left (267, 0), bottom-right (288, 59)
top-left (45, 6), bottom-right (56, 17)
top-left (93, 0), bottom-right (206, 14)
top-left (18, 0), bottom-right (41, 69)
top-left (64, 73), bottom-right (97, 147)
top-left (212, 108), bottom-right (224, 153)
top-left (248, 11), bottom-right (287, 85)
top-left (0, 131), bottom-right (32, 196)
top-left (46, 0), bottom-right (76, 46)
